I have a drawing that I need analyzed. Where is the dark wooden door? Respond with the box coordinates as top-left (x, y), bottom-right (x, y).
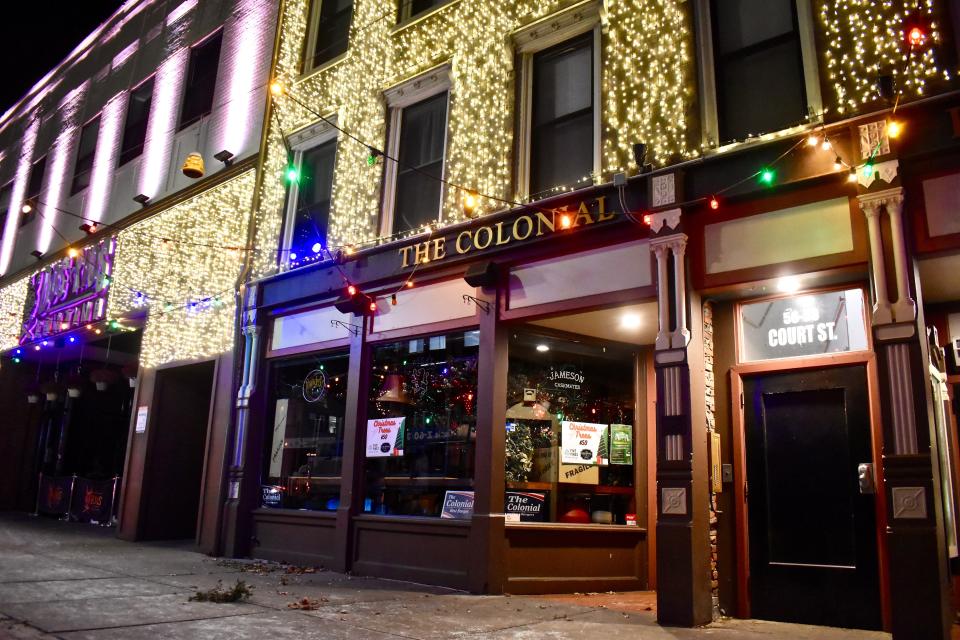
top-left (743, 364), bottom-right (881, 630)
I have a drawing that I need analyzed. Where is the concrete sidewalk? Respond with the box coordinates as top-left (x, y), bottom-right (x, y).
top-left (0, 513), bottom-right (891, 639)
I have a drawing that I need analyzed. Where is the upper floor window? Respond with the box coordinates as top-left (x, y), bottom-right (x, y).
top-left (398, 0), bottom-right (448, 23)
top-left (119, 78), bottom-right (154, 166)
top-left (26, 155), bottom-right (46, 208)
top-left (390, 92), bottom-right (448, 235)
top-left (305, 0), bottom-right (353, 72)
top-left (286, 138), bottom-right (338, 260)
top-left (529, 32), bottom-right (595, 200)
top-left (707, 0), bottom-right (816, 144)
top-left (179, 31), bottom-right (223, 130)
top-left (71, 117), bottom-right (100, 195)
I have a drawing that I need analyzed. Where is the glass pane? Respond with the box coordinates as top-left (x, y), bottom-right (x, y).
top-left (404, 0), bottom-right (445, 20)
top-left (291, 139), bottom-right (337, 255)
top-left (530, 113), bottom-right (593, 199)
top-left (262, 351), bottom-right (349, 510)
top-left (393, 92), bottom-right (447, 233)
top-left (119, 79), bottom-right (153, 165)
top-left (717, 38), bottom-right (805, 142)
top-left (740, 289), bottom-right (869, 362)
top-left (714, 0), bottom-right (795, 54)
top-left (363, 330), bottom-right (478, 517)
top-left (533, 38), bottom-right (592, 125)
top-left (505, 331), bottom-right (636, 524)
top-left (72, 117), bottom-right (100, 194)
top-left (180, 32), bottom-right (222, 128)
top-left (27, 156), bottom-right (46, 200)
top-left (311, 0), bottom-right (352, 67)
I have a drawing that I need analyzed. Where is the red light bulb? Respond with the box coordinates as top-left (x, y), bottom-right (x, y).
top-left (709, 196), bottom-right (719, 210)
top-left (369, 300), bottom-right (377, 312)
top-left (347, 284), bottom-right (357, 297)
top-left (908, 26), bottom-right (925, 46)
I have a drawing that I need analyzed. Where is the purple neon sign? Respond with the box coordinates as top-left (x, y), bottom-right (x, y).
top-left (21, 238), bottom-right (115, 343)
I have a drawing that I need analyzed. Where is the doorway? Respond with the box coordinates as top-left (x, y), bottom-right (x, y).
top-left (742, 364), bottom-right (881, 630)
top-left (139, 361), bottom-right (216, 540)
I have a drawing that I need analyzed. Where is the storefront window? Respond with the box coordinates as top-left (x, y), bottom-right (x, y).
top-left (505, 330), bottom-right (637, 525)
top-left (261, 351), bottom-right (349, 510)
top-left (363, 330), bottom-right (478, 517)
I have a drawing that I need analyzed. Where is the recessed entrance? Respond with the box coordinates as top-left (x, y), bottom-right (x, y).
top-left (139, 361), bottom-right (216, 540)
top-left (742, 364), bottom-right (881, 629)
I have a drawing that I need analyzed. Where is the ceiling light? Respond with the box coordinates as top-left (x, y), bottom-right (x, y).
top-left (620, 313), bottom-right (642, 330)
top-left (777, 276), bottom-right (801, 294)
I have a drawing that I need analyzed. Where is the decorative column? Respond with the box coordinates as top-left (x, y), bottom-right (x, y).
top-left (648, 201), bottom-right (712, 627)
top-left (856, 120), bottom-right (952, 640)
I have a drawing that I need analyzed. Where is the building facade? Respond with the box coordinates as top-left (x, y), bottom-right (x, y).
top-left (222, 1), bottom-right (960, 639)
top-left (0, 0), bottom-right (277, 552)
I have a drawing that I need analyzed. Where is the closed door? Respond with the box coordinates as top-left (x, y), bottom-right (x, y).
top-left (743, 364), bottom-right (881, 630)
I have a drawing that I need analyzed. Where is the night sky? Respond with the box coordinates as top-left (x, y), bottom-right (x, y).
top-left (0, 2), bottom-right (123, 116)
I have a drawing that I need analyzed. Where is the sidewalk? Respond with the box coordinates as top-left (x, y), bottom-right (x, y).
top-left (0, 513), bottom-right (891, 639)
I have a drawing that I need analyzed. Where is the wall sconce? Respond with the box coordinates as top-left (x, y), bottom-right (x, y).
top-left (133, 193), bottom-right (150, 207)
top-left (30, 250), bottom-right (43, 260)
top-left (213, 149), bottom-right (234, 166)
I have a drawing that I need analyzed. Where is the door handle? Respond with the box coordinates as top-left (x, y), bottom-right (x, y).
top-left (858, 463), bottom-right (875, 495)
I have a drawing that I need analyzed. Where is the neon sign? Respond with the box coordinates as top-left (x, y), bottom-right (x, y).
top-left (21, 238), bottom-right (115, 343)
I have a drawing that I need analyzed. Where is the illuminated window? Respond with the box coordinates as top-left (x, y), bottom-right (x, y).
top-left (529, 33), bottom-right (595, 200)
top-left (398, 0), bottom-right (448, 23)
top-left (304, 0), bottom-right (353, 71)
top-left (119, 78), bottom-right (154, 166)
top-left (513, 5), bottom-right (601, 202)
top-left (179, 31), bottom-right (223, 129)
top-left (71, 117), bottom-right (100, 195)
top-left (285, 138), bottom-right (337, 261)
top-left (696, 0), bottom-right (822, 145)
top-left (380, 67), bottom-right (451, 237)
top-left (24, 155), bottom-right (46, 223)
top-left (0, 182), bottom-right (11, 233)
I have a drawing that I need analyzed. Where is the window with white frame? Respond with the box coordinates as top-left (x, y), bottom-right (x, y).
top-left (282, 120), bottom-right (339, 263)
top-left (380, 67), bottom-right (451, 236)
top-left (514, 4), bottom-right (600, 202)
top-left (304, 0), bottom-right (353, 72)
top-left (397, 0), bottom-right (449, 24)
top-left (697, 0), bottom-right (822, 146)
top-left (179, 31), bottom-right (223, 130)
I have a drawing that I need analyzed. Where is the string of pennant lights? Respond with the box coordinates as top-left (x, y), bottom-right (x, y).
top-left (1, 10), bottom-right (931, 361)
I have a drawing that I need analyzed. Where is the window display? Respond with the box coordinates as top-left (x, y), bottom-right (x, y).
top-left (505, 331), bottom-right (636, 524)
top-left (363, 330), bottom-right (478, 517)
top-left (261, 351), bottom-right (348, 510)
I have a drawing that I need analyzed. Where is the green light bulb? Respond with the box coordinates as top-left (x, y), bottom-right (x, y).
top-left (286, 167), bottom-right (300, 183)
top-left (759, 168), bottom-right (775, 185)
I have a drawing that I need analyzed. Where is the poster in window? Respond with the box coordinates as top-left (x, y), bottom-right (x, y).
top-left (366, 417), bottom-right (405, 457)
top-left (504, 491), bottom-right (549, 522)
top-left (561, 420), bottom-right (607, 465)
top-left (440, 490), bottom-right (474, 519)
top-left (609, 424), bottom-right (633, 465)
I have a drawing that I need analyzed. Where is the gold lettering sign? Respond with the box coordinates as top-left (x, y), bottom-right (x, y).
top-left (398, 196), bottom-right (609, 269)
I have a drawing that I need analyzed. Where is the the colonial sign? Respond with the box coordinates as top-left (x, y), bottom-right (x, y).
top-left (504, 491), bottom-right (548, 522)
top-left (366, 417), bottom-right (405, 457)
top-left (261, 485), bottom-right (284, 508)
top-left (561, 421), bottom-right (608, 465)
top-left (440, 490), bottom-right (474, 519)
top-left (21, 238), bottom-right (115, 343)
top-left (302, 368), bottom-right (328, 403)
top-left (739, 288), bottom-right (869, 362)
top-left (396, 196), bottom-right (615, 270)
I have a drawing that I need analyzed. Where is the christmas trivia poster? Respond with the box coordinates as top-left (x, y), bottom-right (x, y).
top-left (561, 421), bottom-right (608, 465)
top-left (366, 417), bottom-right (405, 457)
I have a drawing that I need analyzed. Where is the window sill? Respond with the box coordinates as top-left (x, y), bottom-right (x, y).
top-left (505, 521), bottom-right (647, 534)
top-left (354, 513), bottom-right (471, 527)
top-left (704, 118), bottom-right (824, 160)
top-left (253, 507), bottom-right (337, 519)
top-left (299, 52), bottom-right (349, 83)
top-left (392, 0), bottom-right (462, 35)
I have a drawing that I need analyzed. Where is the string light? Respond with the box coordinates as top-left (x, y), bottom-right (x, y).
top-left (709, 196), bottom-right (719, 210)
top-left (806, 133), bottom-right (819, 146)
top-left (0, 276), bottom-right (29, 351)
top-left (887, 120), bottom-right (903, 138)
top-left (559, 213), bottom-right (573, 229)
top-left (833, 156), bottom-right (843, 171)
top-left (759, 168), bottom-right (775, 185)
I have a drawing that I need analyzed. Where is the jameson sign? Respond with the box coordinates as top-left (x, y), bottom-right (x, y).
top-left (440, 490), bottom-right (474, 519)
top-left (366, 417), bottom-right (405, 457)
top-left (561, 421), bottom-right (608, 465)
top-left (504, 491), bottom-right (548, 522)
top-left (70, 477), bottom-right (117, 523)
top-left (609, 424), bottom-right (633, 465)
top-left (22, 238), bottom-right (115, 343)
top-left (548, 366), bottom-right (584, 392)
top-left (302, 369), bottom-right (328, 403)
